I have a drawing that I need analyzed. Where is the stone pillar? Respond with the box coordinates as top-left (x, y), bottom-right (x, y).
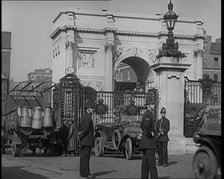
top-left (65, 41), bottom-right (74, 71)
top-left (151, 57), bottom-right (191, 154)
top-left (104, 34), bottom-right (114, 92)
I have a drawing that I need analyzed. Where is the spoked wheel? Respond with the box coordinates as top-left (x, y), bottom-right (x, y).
top-left (11, 143), bottom-right (21, 157)
top-left (193, 146), bottom-right (218, 179)
top-left (124, 138), bottom-right (132, 160)
top-left (112, 130), bottom-right (121, 150)
top-left (94, 137), bottom-right (104, 157)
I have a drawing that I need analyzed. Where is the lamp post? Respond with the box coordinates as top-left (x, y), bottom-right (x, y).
top-left (157, 0), bottom-right (185, 58)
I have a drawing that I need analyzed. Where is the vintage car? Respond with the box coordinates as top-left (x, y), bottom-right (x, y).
top-left (94, 115), bottom-right (143, 160)
top-left (192, 105), bottom-right (221, 179)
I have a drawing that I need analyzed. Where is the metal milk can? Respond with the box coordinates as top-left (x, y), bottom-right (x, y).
top-left (43, 106), bottom-right (53, 128)
top-left (17, 106), bottom-right (22, 117)
top-left (31, 107), bottom-right (43, 129)
top-left (28, 107), bottom-right (33, 118)
top-left (20, 106), bottom-right (31, 127)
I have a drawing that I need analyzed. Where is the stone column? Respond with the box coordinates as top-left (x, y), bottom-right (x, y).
top-left (151, 57), bottom-right (191, 154)
top-left (65, 41), bottom-right (74, 72)
top-left (104, 35), bottom-right (114, 92)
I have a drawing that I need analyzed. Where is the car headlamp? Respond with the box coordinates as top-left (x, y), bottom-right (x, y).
top-left (137, 132), bottom-right (142, 139)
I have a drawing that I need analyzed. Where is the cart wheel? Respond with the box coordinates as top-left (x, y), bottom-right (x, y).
top-left (94, 137), bottom-right (104, 157)
top-left (124, 138), bottom-right (132, 160)
top-left (112, 130), bottom-right (121, 150)
top-left (193, 146), bottom-right (218, 179)
top-left (11, 143), bottom-right (21, 157)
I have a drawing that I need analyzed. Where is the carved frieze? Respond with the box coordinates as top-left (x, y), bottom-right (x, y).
top-left (113, 46), bottom-right (158, 64)
top-left (80, 80), bottom-right (105, 91)
top-left (78, 50), bottom-right (96, 69)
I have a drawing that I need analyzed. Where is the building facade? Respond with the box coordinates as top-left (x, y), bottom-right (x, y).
top-left (203, 36), bottom-right (221, 82)
top-left (50, 9), bottom-right (205, 92)
top-left (27, 68), bottom-right (52, 82)
top-left (9, 68), bottom-right (53, 109)
top-left (2, 31), bottom-right (11, 116)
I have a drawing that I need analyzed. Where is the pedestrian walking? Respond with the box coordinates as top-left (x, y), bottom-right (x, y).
top-left (156, 107), bottom-right (170, 167)
top-left (139, 102), bottom-right (158, 179)
top-left (78, 101), bottom-right (95, 179)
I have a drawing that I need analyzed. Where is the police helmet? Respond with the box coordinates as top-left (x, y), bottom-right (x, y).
top-left (160, 107), bottom-right (166, 114)
top-left (85, 101), bottom-right (95, 109)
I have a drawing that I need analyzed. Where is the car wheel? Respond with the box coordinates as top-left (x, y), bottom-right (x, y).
top-left (112, 129), bottom-right (121, 150)
top-left (94, 137), bottom-right (104, 157)
top-left (193, 146), bottom-right (218, 179)
top-left (11, 143), bottom-right (21, 157)
top-left (124, 138), bottom-right (132, 160)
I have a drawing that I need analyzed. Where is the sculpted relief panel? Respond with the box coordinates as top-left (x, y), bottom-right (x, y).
top-left (78, 50), bottom-right (96, 69)
top-left (112, 46), bottom-right (158, 67)
top-left (80, 80), bottom-right (105, 91)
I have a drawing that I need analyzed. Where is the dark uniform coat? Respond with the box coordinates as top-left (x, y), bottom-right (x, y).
top-left (78, 113), bottom-right (94, 148)
top-left (139, 110), bottom-right (157, 150)
top-left (156, 117), bottom-right (170, 142)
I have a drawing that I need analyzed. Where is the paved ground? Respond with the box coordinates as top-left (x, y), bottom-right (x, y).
top-left (2, 148), bottom-right (198, 179)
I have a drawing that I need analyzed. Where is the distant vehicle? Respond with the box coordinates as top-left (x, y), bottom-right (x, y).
top-left (94, 115), bottom-right (142, 160)
top-left (192, 105), bottom-right (221, 179)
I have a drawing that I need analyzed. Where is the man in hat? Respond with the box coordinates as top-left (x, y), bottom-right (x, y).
top-left (78, 101), bottom-right (95, 179)
top-left (139, 100), bottom-right (158, 179)
top-left (156, 107), bottom-right (170, 167)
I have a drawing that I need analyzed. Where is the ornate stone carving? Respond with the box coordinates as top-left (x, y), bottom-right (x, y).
top-left (104, 42), bottom-right (114, 53)
top-left (114, 47), bottom-right (158, 64)
top-left (65, 41), bottom-right (74, 49)
top-left (80, 80), bottom-right (104, 91)
top-left (78, 50), bottom-right (95, 69)
top-left (194, 49), bottom-right (204, 58)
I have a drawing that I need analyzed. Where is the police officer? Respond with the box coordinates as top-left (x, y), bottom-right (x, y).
top-left (78, 101), bottom-right (95, 179)
top-left (156, 107), bottom-right (170, 167)
top-left (139, 103), bottom-right (158, 179)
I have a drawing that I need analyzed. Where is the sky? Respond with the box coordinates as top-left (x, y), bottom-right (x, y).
top-left (2, 0), bottom-right (221, 82)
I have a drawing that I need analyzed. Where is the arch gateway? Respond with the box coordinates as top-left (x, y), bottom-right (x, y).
top-left (50, 9), bottom-right (205, 154)
top-left (50, 9), bottom-right (204, 90)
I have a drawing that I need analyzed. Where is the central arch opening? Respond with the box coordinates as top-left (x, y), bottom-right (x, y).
top-left (115, 56), bottom-right (150, 92)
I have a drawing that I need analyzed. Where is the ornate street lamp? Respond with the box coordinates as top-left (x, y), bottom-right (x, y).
top-left (157, 0), bottom-right (185, 58)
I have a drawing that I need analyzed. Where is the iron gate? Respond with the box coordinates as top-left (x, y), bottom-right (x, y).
top-left (53, 74), bottom-right (159, 151)
top-left (184, 76), bottom-right (221, 137)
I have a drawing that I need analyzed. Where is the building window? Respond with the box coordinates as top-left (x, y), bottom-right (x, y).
top-left (214, 57), bottom-right (218, 65)
top-left (214, 74), bottom-right (218, 82)
top-left (58, 46), bottom-right (60, 55)
top-left (214, 94), bottom-right (218, 104)
top-left (203, 59), bottom-right (207, 66)
top-left (53, 50), bottom-right (55, 58)
top-left (120, 72), bottom-right (123, 82)
top-left (127, 70), bottom-right (130, 81)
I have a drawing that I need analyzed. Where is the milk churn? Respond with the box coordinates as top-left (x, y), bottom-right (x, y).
top-left (17, 106), bottom-right (22, 117)
top-left (28, 107), bottom-right (33, 118)
top-left (43, 106), bottom-right (53, 128)
top-left (31, 107), bottom-right (43, 129)
top-left (20, 106), bottom-right (31, 127)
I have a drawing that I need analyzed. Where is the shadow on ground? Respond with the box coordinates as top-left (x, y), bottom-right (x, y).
top-left (93, 170), bottom-right (117, 176)
top-left (102, 153), bottom-right (142, 160)
top-left (2, 166), bottom-right (48, 179)
top-left (159, 176), bottom-right (172, 179)
top-left (167, 161), bottom-right (178, 166)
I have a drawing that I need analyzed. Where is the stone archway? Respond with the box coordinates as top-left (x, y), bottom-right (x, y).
top-left (113, 47), bottom-right (157, 91)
